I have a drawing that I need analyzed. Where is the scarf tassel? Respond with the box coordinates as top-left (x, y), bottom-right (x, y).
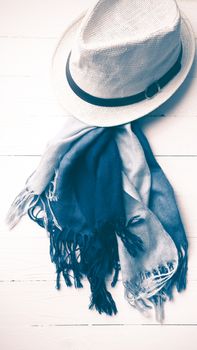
top-left (6, 179), bottom-right (188, 320)
top-left (6, 188), bottom-right (39, 229)
top-left (89, 283), bottom-right (117, 316)
top-left (164, 243), bottom-right (188, 300)
top-left (117, 227), bottom-right (144, 257)
top-left (124, 257), bottom-right (178, 323)
top-left (176, 244), bottom-right (188, 292)
top-left (28, 196), bottom-right (121, 315)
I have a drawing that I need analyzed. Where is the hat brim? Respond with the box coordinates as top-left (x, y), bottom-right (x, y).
top-left (51, 10), bottom-right (195, 127)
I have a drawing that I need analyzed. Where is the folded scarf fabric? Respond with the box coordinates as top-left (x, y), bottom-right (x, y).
top-left (6, 116), bottom-right (188, 322)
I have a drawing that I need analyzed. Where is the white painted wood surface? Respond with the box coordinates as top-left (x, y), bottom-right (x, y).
top-left (0, 0), bottom-right (197, 349)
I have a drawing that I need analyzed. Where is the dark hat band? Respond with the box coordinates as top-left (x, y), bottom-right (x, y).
top-left (66, 46), bottom-right (182, 107)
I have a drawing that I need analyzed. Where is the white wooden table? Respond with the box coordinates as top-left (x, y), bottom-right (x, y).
top-left (0, 1), bottom-right (197, 349)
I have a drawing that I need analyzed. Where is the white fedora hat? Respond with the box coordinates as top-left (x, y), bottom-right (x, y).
top-left (52, 0), bottom-right (195, 127)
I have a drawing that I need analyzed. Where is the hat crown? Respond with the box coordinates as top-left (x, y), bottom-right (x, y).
top-left (69, 0), bottom-right (182, 98)
top-left (82, 0), bottom-right (179, 46)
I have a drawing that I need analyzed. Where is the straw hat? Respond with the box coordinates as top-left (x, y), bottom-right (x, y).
top-left (52, 0), bottom-right (195, 127)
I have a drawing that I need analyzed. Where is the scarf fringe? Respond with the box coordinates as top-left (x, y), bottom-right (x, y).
top-left (151, 293), bottom-right (166, 323)
top-left (51, 229), bottom-right (84, 290)
top-left (6, 188), bottom-right (39, 230)
top-left (117, 227), bottom-right (144, 257)
top-left (176, 244), bottom-right (188, 292)
top-left (163, 243), bottom-right (188, 300)
top-left (89, 284), bottom-right (117, 315)
top-left (28, 195), bottom-right (119, 315)
top-left (25, 193), bottom-right (186, 320)
top-left (6, 188), bottom-right (188, 321)
top-left (129, 243), bottom-right (188, 323)
top-left (52, 226), bottom-right (118, 315)
top-left (123, 245), bottom-right (188, 323)
top-left (123, 258), bottom-right (178, 322)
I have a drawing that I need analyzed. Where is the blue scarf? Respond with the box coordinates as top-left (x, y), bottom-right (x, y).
top-left (6, 118), bottom-right (188, 322)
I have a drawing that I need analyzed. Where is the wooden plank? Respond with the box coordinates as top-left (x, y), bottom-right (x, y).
top-left (0, 1), bottom-right (197, 345)
top-left (0, 37), bottom-right (56, 77)
top-left (0, 222), bottom-right (196, 281)
top-left (1, 324), bottom-right (197, 350)
top-left (0, 0), bottom-right (94, 38)
top-left (1, 114), bottom-right (197, 155)
top-left (0, 116), bottom-right (68, 155)
top-left (0, 279), bottom-right (196, 326)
